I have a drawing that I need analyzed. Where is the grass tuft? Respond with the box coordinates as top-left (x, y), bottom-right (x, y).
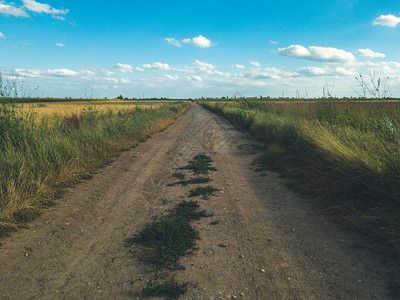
top-left (142, 278), bottom-right (188, 299)
top-left (131, 200), bottom-right (210, 269)
top-left (189, 186), bottom-right (219, 200)
top-left (168, 176), bottom-right (212, 186)
top-left (180, 153), bottom-right (217, 174)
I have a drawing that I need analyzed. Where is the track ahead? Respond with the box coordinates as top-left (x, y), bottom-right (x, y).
top-left (0, 104), bottom-right (390, 299)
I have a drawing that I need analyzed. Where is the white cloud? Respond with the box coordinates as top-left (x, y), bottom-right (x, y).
top-left (0, 2), bottom-right (29, 17)
top-left (250, 61), bottom-right (261, 67)
top-left (278, 45), bottom-right (355, 62)
top-left (165, 38), bottom-right (181, 47)
top-left (296, 66), bottom-right (357, 77)
top-left (100, 69), bottom-right (114, 76)
top-left (194, 59), bottom-right (216, 72)
top-left (232, 64), bottom-right (245, 69)
top-left (269, 40), bottom-right (278, 45)
top-left (142, 62), bottom-right (170, 71)
top-left (103, 77), bottom-right (119, 83)
top-left (164, 74), bottom-right (179, 80)
top-left (183, 35), bottom-right (213, 48)
top-left (55, 43), bottom-right (65, 47)
top-left (373, 14), bottom-right (400, 27)
top-left (135, 67), bottom-right (144, 72)
top-left (356, 48), bottom-right (385, 58)
top-left (244, 67), bottom-right (297, 80)
top-left (192, 75), bottom-right (203, 82)
top-left (15, 68), bottom-right (78, 78)
top-left (22, 0), bottom-right (68, 16)
top-left (0, 32), bottom-right (5, 39)
top-left (81, 70), bottom-right (95, 76)
top-left (297, 67), bottom-right (328, 76)
top-left (121, 78), bottom-right (131, 84)
top-left (113, 63), bottom-right (133, 73)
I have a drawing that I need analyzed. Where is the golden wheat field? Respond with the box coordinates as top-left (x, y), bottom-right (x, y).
top-left (18, 101), bottom-right (162, 118)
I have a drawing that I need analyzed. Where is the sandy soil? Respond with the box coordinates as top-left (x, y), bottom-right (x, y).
top-left (0, 104), bottom-right (391, 299)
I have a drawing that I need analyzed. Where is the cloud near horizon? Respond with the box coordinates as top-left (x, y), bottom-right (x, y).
top-left (113, 63), bottom-right (134, 73)
top-left (278, 45), bottom-right (355, 62)
top-left (356, 48), bottom-right (385, 59)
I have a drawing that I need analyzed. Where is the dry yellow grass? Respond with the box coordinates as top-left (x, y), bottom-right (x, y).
top-left (19, 101), bottom-right (159, 118)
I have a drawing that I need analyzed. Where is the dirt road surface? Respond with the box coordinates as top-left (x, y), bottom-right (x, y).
top-left (0, 104), bottom-right (391, 299)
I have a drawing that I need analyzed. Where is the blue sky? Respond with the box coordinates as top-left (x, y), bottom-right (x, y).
top-left (1, 0), bottom-right (400, 98)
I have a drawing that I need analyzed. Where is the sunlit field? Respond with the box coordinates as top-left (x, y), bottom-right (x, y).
top-left (0, 99), bottom-right (190, 236)
top-left (201, 99), bottom-right (400, 256)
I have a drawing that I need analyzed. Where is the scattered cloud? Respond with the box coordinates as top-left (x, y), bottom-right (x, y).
top-left (0, 32), bottom-right (5, 39)
top-left (163, 74), bottom-right (179, 80)
top-left (194, 59), bottom-right (216, 72)
top-left (373, 14), bottom-right (400, 27)
top-left (135, 67), bottom-right (145, 72)
top-left (232, 64), bottom-right (245, 69)
top-left (269, 40), bottom-right (278, 45)
top-left (142, 62), bottom-right (170, 71)
top-left (165, 37), bottom-right (181, 47)
top-left (69, 21), bottom-right (77, 27)
top-left (0, 2), bottom-right (29, 17)
top-left (15, 68), bottom-right (78, 78)
top-left (296, 66), bottom-right (357, 77)
top-left (22, 0), bottom-right (69, 16)
top-left (356, 48), bottom-right (385, 58)
top-left (121, 78), bottom-right (131, 84)
top-left (81, 70), bottom-right (95, 76)
top-left (183, 35), bottom-right (213, 48)
top-left (278, 45), bottom-right (355, 62)
top-left (250, 61), bottom-right (261, 67)
top-left (191, 75), bottom-right (203, 82)
top-left (113, 63), bottom-right (134, 73)
top-left (55, 43), bottom-right (65, 47)
top-left (100, 69), bottom-right (114, 76)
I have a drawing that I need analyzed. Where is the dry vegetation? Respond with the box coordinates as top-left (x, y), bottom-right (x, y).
top-left (0, 100), bottom-right (189, 237)
top-left (201, 99), bottom-right (400, 259)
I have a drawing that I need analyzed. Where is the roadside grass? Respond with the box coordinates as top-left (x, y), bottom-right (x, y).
top-left (201, 100), bottom-right (400, 259)
top-left (0, 101), bottom-right (189, 238)
top-left (180, 153), bottom-right (217, 174)
top-left (189, 186), bottom-right (219, 200)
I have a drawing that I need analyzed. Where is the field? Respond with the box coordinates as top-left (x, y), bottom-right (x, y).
top-left (0, 98), bottom-right (399, 299)
top-left (0, 99), bottom-right (189, 236)
top-left (201, 99), bottom-right (400, 257)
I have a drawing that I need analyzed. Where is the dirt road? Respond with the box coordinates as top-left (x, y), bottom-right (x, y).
top-left (0, 104), bottom-right (391, 299)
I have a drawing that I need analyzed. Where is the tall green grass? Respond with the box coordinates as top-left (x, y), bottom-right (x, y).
top-left (202, 100), bottom-right (400, 256)
top-left (0, 102), bottom-right (189, 236)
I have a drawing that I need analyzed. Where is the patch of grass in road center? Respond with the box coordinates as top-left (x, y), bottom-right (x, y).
top-left (180, 153), bottom-right (217, 174)
top-left (142, 278), bottom-right (188, 300)
top-left (167, 176), bottom-right (212, 186)
top-left (189, 186), bottom-right (219, 200)
top-left (172, 172), bottom-right (185, 180)
top-left (130, 200), bottom-right (210, 269)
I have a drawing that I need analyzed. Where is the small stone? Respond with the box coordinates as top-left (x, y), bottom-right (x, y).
top-left (24, 253), bottom-right (28, 257)
top-left (232, 296), bottom-right (237, 299)
top-left (260, 269), bottom-right (266, 273)
top-left (240, 293), bottom-right (245, 296)
top-left (239, 255), bottom-right (244, 259)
